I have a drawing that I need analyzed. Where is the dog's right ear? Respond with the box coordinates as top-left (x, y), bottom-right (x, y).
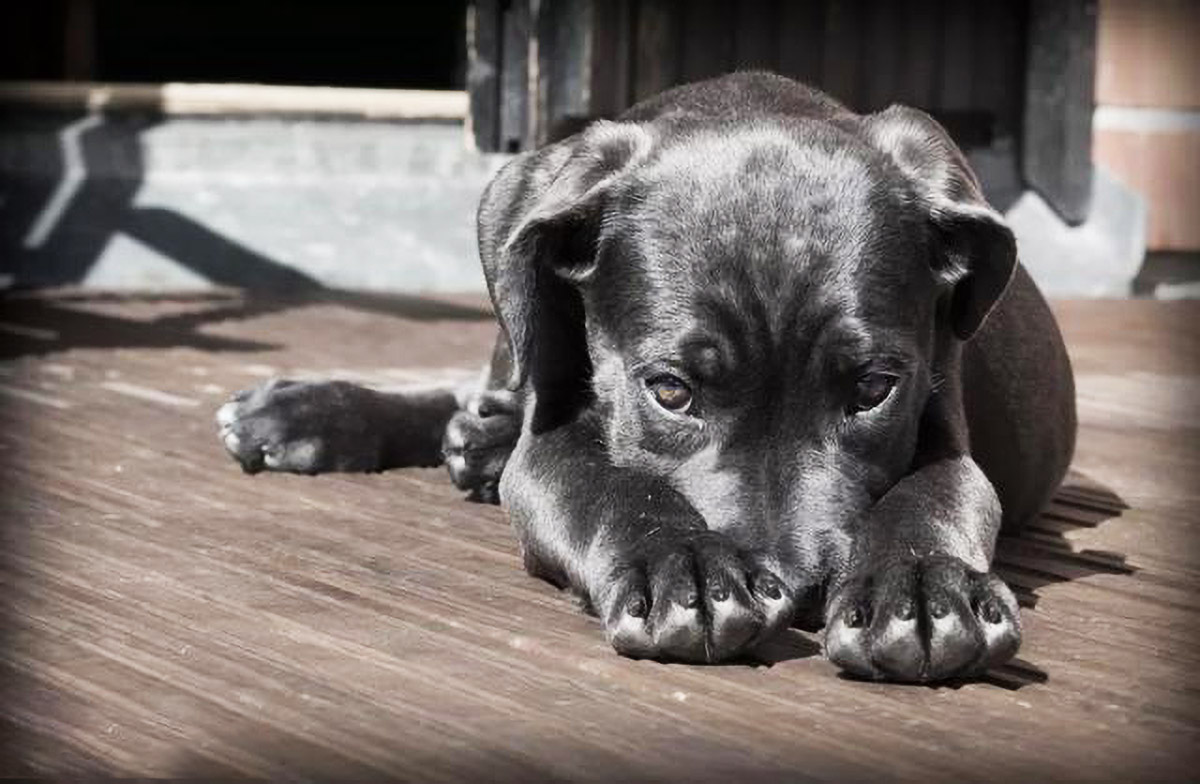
top-left (863, 106), bottom-right (1017, 340)
top-left (479, 121), bottom-right (652, 390)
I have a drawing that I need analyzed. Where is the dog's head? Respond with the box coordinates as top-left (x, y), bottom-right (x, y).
top-left (486, 105), bottom-right (1015, 578)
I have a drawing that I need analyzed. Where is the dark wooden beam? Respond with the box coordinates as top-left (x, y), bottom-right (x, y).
top-left (589, 0), bottom-right (635, 120)
top-left (1023, 0), bottom-right (1097, 225)
top-left (467, 0), bottom-right (502, 151)
top-left (500, 0), bottom-right (531, 152)
top-left (633, 0), bottom-right (681, 103)
top-left (536, 0), bottom-right (595, 145)
top-left (822, 0), bottom-right (865, 109)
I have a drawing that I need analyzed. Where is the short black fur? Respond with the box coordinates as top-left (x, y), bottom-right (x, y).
top-left (218, 73), bottom-right (1075, 682)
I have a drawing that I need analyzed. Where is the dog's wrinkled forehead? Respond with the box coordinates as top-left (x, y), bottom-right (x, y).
top-left (639, 127), bottom-right (879, 265)
top-left (592, 125), bottom-right (928, 354)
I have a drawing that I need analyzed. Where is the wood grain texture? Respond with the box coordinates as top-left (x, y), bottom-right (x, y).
top-left (467, 0), bottom-right (502, 151)
top-left (0, 291), bottom-right (1197, 781)
top-left (1023, 0), bottom-right (1098, 225)
top-left (633, 0), bottom-right (682, 103)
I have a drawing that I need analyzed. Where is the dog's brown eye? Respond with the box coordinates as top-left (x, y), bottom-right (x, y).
top-left (852, 373), bottom-right (897, 413)
top-left (648, 376), bottom-right (693, 412)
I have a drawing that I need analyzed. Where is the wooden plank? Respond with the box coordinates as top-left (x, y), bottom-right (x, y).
top-left (733, 0), bottom-right (780, 72)
top-left (1023, 0), bottom-right (1098, 225)
top-left (467, 0), bottom-right (502, 150)
top-left (1, 292), bottom-right (1198, 779)
top-left (972, 0), bottom-right (1026, 140)
top-left (535, 0), bottom-right (596, 144)
top-left (936, 0), bottom-right (976, 115)
top-left (897, 0), bottom-right (940, 110)
top-left (499, 0), bottom-right (531, 152)
top-left (776, 0), bottom-right (825, 88)
top-left (680, 0), bottom-right (735, 84)
top-left (821, 0), bottom-right (865, 109)
top-left (589, 0), bottom-right (635, 118)
top-left (862, 0), bottom-right (904, 112)
top-left (633, 0), bottom-right (682, 102)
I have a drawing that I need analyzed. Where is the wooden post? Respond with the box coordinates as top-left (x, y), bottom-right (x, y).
top-left (535, 0), bottom-right (596, 145)
top-left (467, 0), bottom-right (502, 151)
top-left (589, 0), bottom-right (634, 120)
top-left (633, 0), bottom-right (680, 103)
top-left (500, 0), bottom-right (532, 152)
top-left (470, 0), bottom-right (596, 151)
top-left (1023, 0), bottom-right (1098, 226)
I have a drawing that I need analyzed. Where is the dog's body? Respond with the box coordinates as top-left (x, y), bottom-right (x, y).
top-left (218, 73), bottom-right (1075, 682)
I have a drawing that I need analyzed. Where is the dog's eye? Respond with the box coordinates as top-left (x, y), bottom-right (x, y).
top-left (648, 375), bottom-right (693, 412)
top-left (851, 373), bottom-right (897, 413)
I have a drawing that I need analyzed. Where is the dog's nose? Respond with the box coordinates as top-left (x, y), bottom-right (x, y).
top-left (790, 580), bottom-right (827, 631)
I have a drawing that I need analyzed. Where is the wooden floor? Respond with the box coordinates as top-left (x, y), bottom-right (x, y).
top-left (0, 290), bottom-right (1197, 781)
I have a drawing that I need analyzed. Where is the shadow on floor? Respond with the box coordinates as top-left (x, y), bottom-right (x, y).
top-left (981, 469), bottom-right (1132, 690)
top-left (1, 110), bottom-right (495, 362)
top-left (1, 112), bottom-right (331, 291)
top-left (0, 289), bottom-right (494, 361)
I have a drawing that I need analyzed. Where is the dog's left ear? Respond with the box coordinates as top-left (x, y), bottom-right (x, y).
top-left (864, 106), bottom-right (1017, 340)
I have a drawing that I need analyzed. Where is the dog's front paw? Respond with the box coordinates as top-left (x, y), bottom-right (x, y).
top-left (442, 391), bottom-right (521, 503)
top-left (599, 533), bottom-right (793, 663)
top-left (216, 379), bottom-right (383, 474)
top-left (824, 554), bottom-right (1020, 682)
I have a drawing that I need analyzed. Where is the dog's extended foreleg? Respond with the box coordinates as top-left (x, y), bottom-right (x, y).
top-left (502, 412), bottom-right (796, 663)
top-left (217, 379), bottom-right (461, 474)
top-left (823, 455), bottom-right (1021, 681)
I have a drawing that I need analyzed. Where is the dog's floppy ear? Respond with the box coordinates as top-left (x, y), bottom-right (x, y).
top-left (864, 106), bottom-right (1017, 340)
top-left (481, 121), bottom-right (652, 389)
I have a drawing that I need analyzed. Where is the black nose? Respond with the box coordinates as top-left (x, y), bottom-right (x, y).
top-left (790, 580), bottom-right (828, 631)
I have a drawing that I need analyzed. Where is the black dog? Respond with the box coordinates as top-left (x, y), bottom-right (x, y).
top-left (218, 73), bottom-right (1076, 682)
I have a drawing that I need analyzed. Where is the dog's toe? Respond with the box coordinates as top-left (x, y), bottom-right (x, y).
top-left (214, 380), bottom-right (342, 474)
top-left (601, 534), bottom-right (793, 663)
top-left (216, 399), bottom-right (240, 428)
top-left (824, 555), bottom-right (1021, 682)
top-left (442, 407), bottom-right (519, 501)
top-left (603, 572), bottom-right (656, 657)
top-left (824, 608), bottom-right (875, 677)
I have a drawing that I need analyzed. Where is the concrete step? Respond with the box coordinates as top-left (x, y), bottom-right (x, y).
top-left (1, 110), bottom-right (1149, 297)
top-left (1, 111), bottom-right (505, 293)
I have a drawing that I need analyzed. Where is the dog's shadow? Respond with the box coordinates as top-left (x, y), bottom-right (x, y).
top-left (980, 469), bottom-right (1133, 689)
top-left (755, 469), bottom-right (1132, 690)
top-left (995, 470), bottom-right (1133, 609)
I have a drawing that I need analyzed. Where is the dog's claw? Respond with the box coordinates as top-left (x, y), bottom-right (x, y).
top-left (825, 555), bottom-right (1020, 682)
top-left (216, 379), bottom-right (379, 474)
top-left (443, 399), bottom-right (520, 503)
top-left (603, 534), bottom-right (794, 663)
